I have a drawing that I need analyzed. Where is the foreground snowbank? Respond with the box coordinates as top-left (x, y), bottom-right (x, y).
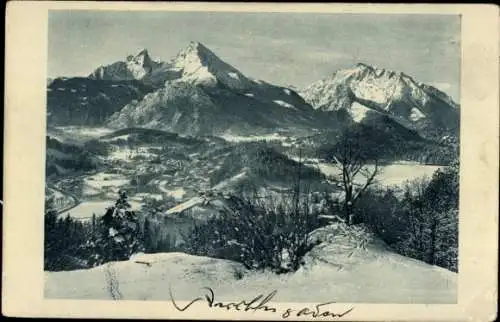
top-left (45, 223), bottom-right (457, 303)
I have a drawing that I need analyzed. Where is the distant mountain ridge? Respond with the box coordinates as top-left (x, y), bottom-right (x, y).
top-left (88, 42), bottom-right (257, 90)
top-left (89, 49), bottom-right (166, 82)
top-left (300, 63), bottom-right (460, 140)
top-left (48, 42), bottom-right (459, 145)
top-left (47, 77), bottom-right (155, 126)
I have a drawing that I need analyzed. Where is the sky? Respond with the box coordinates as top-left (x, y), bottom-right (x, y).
top-left (48, 11), bottom-right (461, 101)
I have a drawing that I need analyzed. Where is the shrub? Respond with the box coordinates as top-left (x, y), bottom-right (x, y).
top-left (185, 192), bottom-right (321, 273)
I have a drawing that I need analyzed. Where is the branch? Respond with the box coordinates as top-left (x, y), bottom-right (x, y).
top-left (352, 161), bottom-right (378, 202)
top-left (351, 162), bottom-right (365, 178)
top-left (332, 155), bottom-right (343, 170)
top-left (342, 165), bottom-right (349, 192)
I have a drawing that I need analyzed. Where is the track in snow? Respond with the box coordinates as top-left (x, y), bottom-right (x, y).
top-left (104, 263), bottom-right (123, 300)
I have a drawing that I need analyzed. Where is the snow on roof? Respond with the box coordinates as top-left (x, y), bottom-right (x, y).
top-left (165, 196), bottom-right (204, 215)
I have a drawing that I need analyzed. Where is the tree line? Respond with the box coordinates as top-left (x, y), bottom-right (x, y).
top-left (44, 191), bottom-right (177, 271)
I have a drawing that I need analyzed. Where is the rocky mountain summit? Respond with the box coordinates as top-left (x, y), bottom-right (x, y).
top-left (300, 63), bottom-right (460, 140)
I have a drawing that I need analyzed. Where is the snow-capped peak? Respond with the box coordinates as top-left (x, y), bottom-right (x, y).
top-left (89, 48), bottom-right (164, 81)
top-left (352, 62), bottom-right (409, 81)
top-left (171, 41), bottom-right (252, 90)
top-left (175, 41), bottom-right (214, 61)
top-left (128, 49), bottom-right (151, 64)
top-left (300, 62), bottom-right (460, 137)
top-left (171, 42), bottom-right (218, 83)
top-left (302, 62), bottom-right (436, 110)
top-left (126, 49), bottom-right (161, 79)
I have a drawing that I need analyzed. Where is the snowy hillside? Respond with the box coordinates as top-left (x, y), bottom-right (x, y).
top-left (45, 223), bottom-right (457, 303)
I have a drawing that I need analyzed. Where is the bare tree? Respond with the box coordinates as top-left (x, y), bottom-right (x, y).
top-left (331, 129), bottom-right (379, 225)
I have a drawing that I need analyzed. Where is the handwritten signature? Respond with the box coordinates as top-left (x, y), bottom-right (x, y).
top-left (169, 286), bottom-right (354, 319)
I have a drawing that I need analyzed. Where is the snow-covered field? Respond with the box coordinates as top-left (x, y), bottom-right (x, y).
top-left (316, 162), bottom-right (442, 188)
top-left (81, 185), bottom-right (102, 197)
top-left (61, 200), bottom-right (142, 220)
top-left (131, 193), bottom-right (163, 202)
top-left (84, 173), bottom-right (129, 190)
top-left (53, 126), bottom-right (114, 140)
top-left (219, 132), bottom-right (290, 143)
top-left (163, 187), bottom-right (186, 200)
top-left (109, 147), bottom-right (159, 161)
top-left (45, 223), bottom-right (457, 303)
top-left (100, 134), bottom-right (132, 142)
top-left (375, 163), bottom-right (442, 186)
top-left (47, 126), bottom-right (115, 146)
top-left (157, 180), bottom-right (186, 200)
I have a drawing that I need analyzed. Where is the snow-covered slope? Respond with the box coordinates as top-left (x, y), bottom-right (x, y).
top-left (108, 81), bottom-right (221, 134)
top-left (300, 63), bottom-right (460, 139)
top-left (45, 223), bottom-right (456, 303)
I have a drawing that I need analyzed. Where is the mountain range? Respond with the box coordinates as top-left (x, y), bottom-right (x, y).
top-left (105, 42), bottom-right (327, 136)
top-left (300, 63), bottom-right (460, 140)
top-left (47, 41), bottom-right (460, 144)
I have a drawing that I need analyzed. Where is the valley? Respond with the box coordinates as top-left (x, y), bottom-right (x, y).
top-left (49, 126), bottom-right (444, 221)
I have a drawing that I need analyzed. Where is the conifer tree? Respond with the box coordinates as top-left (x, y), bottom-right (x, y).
top-left (98, 190), bottom-right (143, 262)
